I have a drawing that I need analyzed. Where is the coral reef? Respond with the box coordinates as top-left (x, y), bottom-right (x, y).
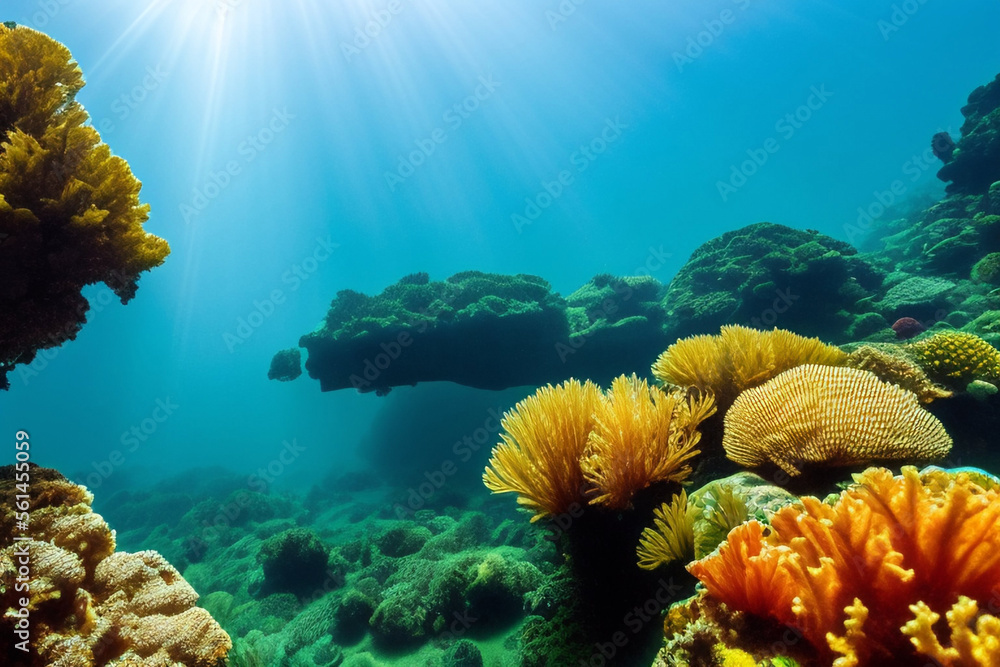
top-left (907, 330), bottom-right (1000, 390)
top-left (890, 316), bottom-right (926, 340)
top-left (257, 529), bottom-right (331, 598)
top-left (0, 465), bottom-right (230, 666)
top-left (972, 252), bottom-right (1000, 284)
top-left (267, 348), bottom-right (302, 381)
top-left (660, 222), bottom-right (884, 343)
top-left (722, 365), bottom-right (952, 475)
top-left (938, 72), bottom-right (1000, 195)
top-left (637, 473), bottom-right (798, 571)
top-left (677, 466), bottom-right (1000, 666)
top-left (0, 25), bottom-right (169, 389)
top-left (875, 276), bottom-right (957, 322)
top-left (651, 325), bottom-right (848, 410)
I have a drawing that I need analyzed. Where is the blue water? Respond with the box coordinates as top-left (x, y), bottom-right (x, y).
top-left (2, 0), bottom-right (999, 490)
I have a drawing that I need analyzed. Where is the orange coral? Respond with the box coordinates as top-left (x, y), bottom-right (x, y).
top-left (582, 375), bottom-right (715, 509)
top-left (651, 325), bottom-right (847, 409)
top-left (686, 466), bottom-right (1000, 666)
top-left (483, 378), bottom-right (602, 521)
top-left (723, 365), bottom-right (951, 475)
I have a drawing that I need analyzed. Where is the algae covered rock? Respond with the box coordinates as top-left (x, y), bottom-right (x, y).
top-left (875, 275), bottom-right (957, 321)
top-left (282, 270), bottom-right (672, 394)
top-left (972, 252), bottom-right (1000, 284)
top-left (368, 547), bottom-right (542, 646)
top-left (662, 222), bottom-right (883, 342)
top-left (257, 528), bottom-right (331, 598)
top-left (938, 73), bottom-right (1000, 195)
top-left (268, 348), bottom-right (303, 381)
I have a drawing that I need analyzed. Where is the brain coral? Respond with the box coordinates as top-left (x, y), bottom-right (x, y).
top-left (0, 465), bottom-right (230, 666)
top-left (723, 364), bottom-right (952, 475)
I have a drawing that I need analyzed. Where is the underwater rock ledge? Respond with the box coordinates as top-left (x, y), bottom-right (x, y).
top-left (286, 270), bottom-right (670, 394)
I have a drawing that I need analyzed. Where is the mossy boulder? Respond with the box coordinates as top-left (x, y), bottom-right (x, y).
top-left (443, 639), bottom-right (483, 667)
top-left (373, 524), bottom-right (432, 558)
top-left (333, 590), bottom-right (375, 644)
top-left (258, 528), bottom-right (331, 598)
top-left (268, 347), bottom-right (302, 381)
top-left (282, 270), bottom-right (674, 394)
top-left (367, 547), bottom-right (542, 646)
top-left (972, 252), bottom-right (1000, 284)
top-left (874, 275), bottom-right (957, 321)
top-left (662, 223), bottom-right (883, 342)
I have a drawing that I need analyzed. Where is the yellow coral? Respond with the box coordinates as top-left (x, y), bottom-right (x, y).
top-left (483, 378), bottom-right (602, 521)
top-left (484, 375), bottom-right (715, 519)
top-left (723, 364), bottom-right (951, 475)
top-left (637, 479), bottom-right (763, 570)
top-left (907, 331), bottom-right (1000, 388)
top-left (902, 597), bottom-right (1000, 667)
top-left (637, 490), bottom-right (698, 570)
top-left (652, 325), bottom-right (847, 409)
top-left (0, 25), bottom-right (169, 388)
top-left (583, 375), bottom-right (715, 509)
top-left (713, 645), bottom-right (759, 667)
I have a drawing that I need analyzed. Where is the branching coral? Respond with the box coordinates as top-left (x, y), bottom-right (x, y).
top-left (683, 466), bottom-right (1000, 666)
top-left (902, 597), bottom-right (1000, 666)
top-left (0, 25), bottom-right (169, 389)
top-left (582, 375), bottom-right (715, 509)
top-left (0, 465), bottom-right (230, 666)
top-left (723, 364), bottom-right (952, 475)
top-left (651, 325), bottom-right (847, 409)
top-left (484, 375), bottom-right (715, 520)
top-left (483, 379), bottom-right (603, 521)
top-left (906, 330), bottom-right (1000, 389)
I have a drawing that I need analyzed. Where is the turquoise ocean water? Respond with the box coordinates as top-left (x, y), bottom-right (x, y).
top-left (3, 3), bottom-right (1000, 664)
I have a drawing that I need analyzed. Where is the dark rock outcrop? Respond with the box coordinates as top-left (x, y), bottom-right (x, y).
top-left (661, 222), bottom-right (884, 343)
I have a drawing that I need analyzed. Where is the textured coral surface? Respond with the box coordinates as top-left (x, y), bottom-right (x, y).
top-left (0, 25), bottom-right (169, 389)
top-left (722, 365), bottom-right (952, 475)
top-left (684, 466), bottom-right (1000, 666)
top-left (0, 465), bottom-right (230, 666)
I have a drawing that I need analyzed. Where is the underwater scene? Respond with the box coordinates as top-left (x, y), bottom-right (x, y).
top-left (4, 1), bottom-right (1000, 666)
